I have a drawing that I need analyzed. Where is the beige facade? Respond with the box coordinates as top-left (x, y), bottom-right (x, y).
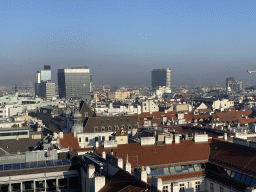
top-left (175, 104), bottom-right (192, 112)
top-left (115, 135), bottom-right (128, 145)
top-left (108, 91), bottom-right (130, 100)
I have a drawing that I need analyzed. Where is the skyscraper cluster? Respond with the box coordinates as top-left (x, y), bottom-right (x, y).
top-left (35, 65), bottom-right (56, 101)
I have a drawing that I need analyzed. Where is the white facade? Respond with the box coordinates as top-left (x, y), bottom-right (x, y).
top-left (95, 104), bottom-right (141, 116)
top-left (141, 99), bottom-right (159, 113)
top-left (212, 99), bottom-right (234, 110)
top-left (77, 132), bottom-right (114, 148)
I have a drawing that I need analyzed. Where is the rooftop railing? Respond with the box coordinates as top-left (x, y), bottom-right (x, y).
top-left (0, 159), bottom-right (71, 172)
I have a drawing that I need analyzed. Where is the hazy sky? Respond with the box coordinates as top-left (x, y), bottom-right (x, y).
top-left (0, 0), bottom-right (255, 88)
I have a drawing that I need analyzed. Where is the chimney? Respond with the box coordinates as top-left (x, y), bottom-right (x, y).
top-left (223, 133), bottom-right (227, 141)
top-left (102, 151), bottom-right (106, 159)
top-left (95, 141), bottom-right (99, 148)
top-left (164, 136), bottom-right (173, 144)
top-left (151, 176), bottom-right (163, 191)
top-left (94, 176), bottom-right (105, 192)
top-left (134, 166), bottom-right (147, 183)
top-left (124, 154), bottom-right (131, 174)
top-left (174, 134), bottom-right (180, 144)
top-left (117, 157), bottom-right (123, 169)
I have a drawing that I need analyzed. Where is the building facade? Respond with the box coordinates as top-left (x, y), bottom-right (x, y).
top-left (58, 67), bottom-right (93, 100)
top-left (151, 68), bottom-right (172, 89)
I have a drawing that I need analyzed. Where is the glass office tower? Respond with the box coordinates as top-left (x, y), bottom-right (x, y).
top-left (58, 67), bottom-right (93, 100)
top-left (151, 68), bottom-right (172, 89)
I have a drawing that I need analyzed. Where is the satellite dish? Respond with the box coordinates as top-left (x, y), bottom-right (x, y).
top-left (146, 166), bottom-right (151, 175)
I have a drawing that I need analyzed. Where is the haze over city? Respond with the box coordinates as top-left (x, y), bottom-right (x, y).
top-left (0, 0), bottom-right (255, 87)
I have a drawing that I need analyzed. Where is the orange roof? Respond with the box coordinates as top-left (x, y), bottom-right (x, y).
top-left (96, 140), bottom-right (210, 168)
top-left (59, 134), bottom-right (79, 151)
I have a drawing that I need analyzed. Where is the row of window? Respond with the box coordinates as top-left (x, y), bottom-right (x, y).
top-left (0, 131), bottom-right (28, 137)
top-left (179, 181), bottom-right (201, 192)
top-left (94, 125), bottom-right (132, 132)
top-left (100, 118), bottom-right (130, 124)
top-left (78, 136), bottom-right (112, 143)
top-left (149, 163), bottom-right (205, 176)
top-left (209, 164), bottom-right (256, 186)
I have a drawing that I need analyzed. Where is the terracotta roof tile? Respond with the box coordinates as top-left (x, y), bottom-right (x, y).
top-left (99, 169), bottom-right (158, 192)
top-left (59, 134), bottom-right (79, 151)
top-left (96, 140), bottom-right (210, 168)
top-left (209, 139), bottom-right (256, 174)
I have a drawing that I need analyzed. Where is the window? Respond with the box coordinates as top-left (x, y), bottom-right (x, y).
top-left (120, 118), bottom-right (123, 123)
top-left (220, 186), bottom-right (223, 192)
top-left (210, 183), bottom-right (214, 192)
top-left (114, 125), bottom-right (119, 130)
top-left (121, 125), bottom-right (125, 129)
top-left (195, 181), bottom-right (201, 191)
top-left (107, 119), bottom-right (110, 123)
top-left (180, 183), bottom-right (185, 192)
top-left (95, 137), bottom-right (98, 142)
top-left (108, 126), bottom-right (112, 131)
top-left (163, 185), bottom-right (168, 192)
top-left (101, 126), bottom-right (105, 132)
top-left (94, 127), bottom-right (98, 132)
top-left (85, 137), bottom-right (88, 142)
top-left (84, 112), bottom-right (88, 117)
top-left (79, 137), bottom-right (81, 142)
top-left (109, 136), bottom-right (112, 140)
top-left (114, 119), bottom-right (116, 123)
top-left (127, 124), bottom-right (132, 129)
top-left (127, 118), bottom-right (129, 122)
top-left (102, 136), bottom-right (105, 141)
top-left (101, 119), bottom-right (103, 124)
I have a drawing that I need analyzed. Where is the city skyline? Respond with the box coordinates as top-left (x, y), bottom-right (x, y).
top-left (0, 0), bottom-right (255, 87)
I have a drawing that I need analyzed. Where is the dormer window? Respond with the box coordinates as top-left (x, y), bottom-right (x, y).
top-left (121, 125), bottom-right (125, 129)
top-left (108, 126), bottom-right (112, 131)
top-left (107, 119), bottom-right (110, 123)
top-left (94, 126), bottom-right (98, 132)
top-left (121, 130), bottom-right (124, 135)
top-left (101, 126), bottom-right (105, 132)
top-left (114, 125), bottom-right (119, 130)
top-left (127, 124), bottom-right (132, 129)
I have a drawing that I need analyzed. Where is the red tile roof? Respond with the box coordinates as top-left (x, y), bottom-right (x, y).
top-left (209, 139), bottom-right (256, 175)
top-left (96, 140), bottom-right (210, 168)
top-left (59, 134), bottom-right (79, 151)
top-left (99, 169), bottom-right (158, 192)
top-left (147, 171), bottom-right (206, 183)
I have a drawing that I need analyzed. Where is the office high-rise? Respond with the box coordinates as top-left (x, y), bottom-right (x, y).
top-left (35, 65), bottom-right (56, 100)
top-left (151, 68), bottom-right (172, 89)
top-left (58, 67), bottom-right (93, 100)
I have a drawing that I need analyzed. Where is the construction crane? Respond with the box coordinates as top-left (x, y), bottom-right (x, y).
top-left (247, 70), bottom-right (256, 73)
